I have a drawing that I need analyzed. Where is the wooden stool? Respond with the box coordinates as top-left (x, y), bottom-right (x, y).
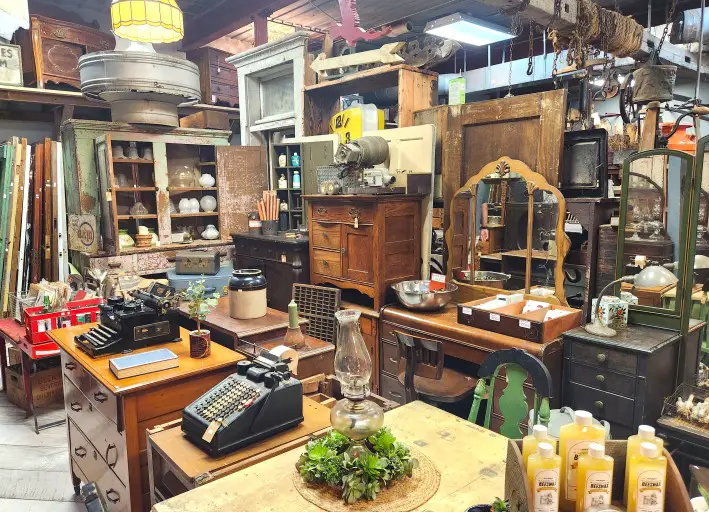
top-left (395, 332), bottom-right (477, 404)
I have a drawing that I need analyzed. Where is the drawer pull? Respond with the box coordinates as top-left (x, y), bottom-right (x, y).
top-left (74, 446), bottom-right (87, 458)
top-left (317, 207), bottom-right (327, 215)
top-left (70, 402), bottom-right (82, 412)
top-left (389, 357), bottom-right (397, 364)
top-left (594, 400), bottom-right (604, 409)
top-left (349, 208), bottom-right (361, 218)
top-left (595, 374), bottom-right (605, 383)
top-left (108, 262), bottom-right (122, 269)
top-left (596, 353), bottom-right (607, 363)
top-left (389, 391), bottom-right (403, 398)
top-left (106, 489), bottom-right (121, 504)
top-left (64, 362), bottom-right (76, 371)
top-left (93, 391), bottom-right (108, 403)
top-left (322, 261), bottom-right (329, 267)
top-left (105, 443), bottom-right (118, 469)
top-left (51, 28), bottom-right (68, 39)
top-left (322, 232), bottom-right (329, 239)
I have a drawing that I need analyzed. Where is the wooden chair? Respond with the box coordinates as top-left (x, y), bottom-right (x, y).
top-left (467, 348), bottom-right (553, 439)
top-left (292, 284), bottom-right (341, 344)
top-left (394, 332), bottom-right (477, 405)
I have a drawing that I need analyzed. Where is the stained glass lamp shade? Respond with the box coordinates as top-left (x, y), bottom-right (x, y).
top-left (111, 0), bottom-right (184, 43)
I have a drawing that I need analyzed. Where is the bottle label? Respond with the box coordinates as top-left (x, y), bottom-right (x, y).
top-left (533, 468), bottom-right (560, 512)
top-left (566, 441), bottom-right (591, 500)
top-left (583, 470), bottom-right (612, 508)
top-left (636, 469), bottom-right (664, 512)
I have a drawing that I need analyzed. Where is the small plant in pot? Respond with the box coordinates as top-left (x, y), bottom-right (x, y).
top-left (184, 278), bottom-right (220, 358)
top-left (466, 497), bottom-right (508, 512)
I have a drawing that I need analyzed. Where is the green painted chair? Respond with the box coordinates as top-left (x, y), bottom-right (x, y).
top-left (467, 348), bottom-right (553, 439)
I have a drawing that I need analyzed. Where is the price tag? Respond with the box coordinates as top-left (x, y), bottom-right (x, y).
top-left (281, 253), bottom-right (287, 263)
top-left (430, 273), bottom-right (446, 291)
top-left (461, 307), bottom-right (472, 315)
top-left (490, 313), bottom-right (500, 322)
top-left (519, 319), bottom-right (531, 329)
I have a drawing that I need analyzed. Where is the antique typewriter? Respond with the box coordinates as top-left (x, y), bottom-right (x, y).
top-left (75, 283), bottom-right (181, 358)
top-left (182, 350), bottom-right (303, 456)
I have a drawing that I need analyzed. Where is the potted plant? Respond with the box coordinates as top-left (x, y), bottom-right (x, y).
top-left (466, 497), bottom-right (508, 512)
top-left (184, 278), bottom-right (220, 358)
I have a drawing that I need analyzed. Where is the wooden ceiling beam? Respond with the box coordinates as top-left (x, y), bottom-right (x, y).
top-left (181, 0), bottom-right (298, 51)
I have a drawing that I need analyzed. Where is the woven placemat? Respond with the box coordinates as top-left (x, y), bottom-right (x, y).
top-left (292, 448), bottom-right (440, 512)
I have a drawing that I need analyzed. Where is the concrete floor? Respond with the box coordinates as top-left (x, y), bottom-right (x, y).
top-left (0, 393), bottom-right (83, 512)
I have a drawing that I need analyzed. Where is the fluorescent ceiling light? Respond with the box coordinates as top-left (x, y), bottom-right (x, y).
top-left (424, 12), bottom-right (514, 46)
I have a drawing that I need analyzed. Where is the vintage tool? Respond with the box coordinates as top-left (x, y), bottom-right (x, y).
top-left (175, 250), bottom-right (221, 275)
top-left (74, 282), bottom-right (181, 357)
top-left (182, 351), bottom-right (303, 456)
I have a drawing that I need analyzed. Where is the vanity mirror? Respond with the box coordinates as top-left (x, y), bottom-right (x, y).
top-left (445, 157), bottom-right (570, 304)
top-left (615, 149), bottom-right (698, 330)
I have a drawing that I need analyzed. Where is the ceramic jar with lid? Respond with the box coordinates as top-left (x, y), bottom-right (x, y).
top-left (229, 269), bottom-right (267, 319)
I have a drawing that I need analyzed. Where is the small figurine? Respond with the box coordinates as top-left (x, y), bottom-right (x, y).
top-left (278, 174), bottom-right (288, 189)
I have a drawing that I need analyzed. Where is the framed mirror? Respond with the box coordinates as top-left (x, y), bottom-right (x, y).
top-left (445, 157), bottom-right (570, 304)
top-left (615, 149), bottom-right (697, 330)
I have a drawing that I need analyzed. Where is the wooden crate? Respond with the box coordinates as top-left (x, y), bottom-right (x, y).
top-left (504, 439), bottom-right (692, 512)
top-left (146, 397), bottom-right (332, 506)
top-left (5, 364), bottom-right (62, 409)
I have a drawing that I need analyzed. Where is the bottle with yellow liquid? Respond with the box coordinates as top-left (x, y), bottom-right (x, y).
top-left (576, 442), bottom-right (613, 511)
top-left (627, 442), bottom-right (666, 512)
top-left (523, 425), bottom-right (558, 466)
top-left (624, 425), bottom-right (664, 505)
top-left (559, 410), bottom-right (606, 509)
top-left (527, 442), bottom-right (562, 512)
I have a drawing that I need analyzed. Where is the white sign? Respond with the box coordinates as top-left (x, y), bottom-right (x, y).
top-left (0, 44), bottom-right (22, 86)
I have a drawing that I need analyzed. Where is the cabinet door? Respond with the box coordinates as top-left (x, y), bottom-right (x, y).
top-left (342, 225), bottom-right (374, 283)
top-left (95, 135), bottom-right (118, 254)
top-left (216, 146), bottom-right (267, 239)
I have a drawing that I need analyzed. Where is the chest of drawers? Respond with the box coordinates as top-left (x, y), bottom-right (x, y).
top-left (50, 325), bottom-right (242, 512)
top-left (562, 323), bottom-right (703, 439)
top-left (305, 195), bottom-right (423, 310)
top-left (187, 47), bottom-right (238, 107)
top-left (16, 16), bottom-right (114, 89)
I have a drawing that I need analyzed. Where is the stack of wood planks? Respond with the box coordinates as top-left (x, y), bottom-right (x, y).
top-left (0, 138), bottom-right (67, 318)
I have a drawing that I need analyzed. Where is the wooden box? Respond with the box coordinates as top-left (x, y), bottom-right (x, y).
top-left (458, 298), bottom-right (583, 343)
top-left (504, 439), bottom-right (691, 512)
top-left (5, 364), bottom-right (62, 409)
top-left (621, 281), bottom-right (675, 308)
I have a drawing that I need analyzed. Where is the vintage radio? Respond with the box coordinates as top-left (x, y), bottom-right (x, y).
top-left (182, 351), bottom-right (303, 456)
top-left (175, 250), bottom-right (221, 275)
top-left (75, 283), bottom-right (181, 357)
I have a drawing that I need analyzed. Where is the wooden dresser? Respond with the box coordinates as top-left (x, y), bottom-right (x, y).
top-left (186, 47), bottom-right (238, 107)
top-left (16, 16), bottom-right (115, 89)
top-left (562, 321), bottom-right (703, 439)
top-left (50, 325), bottom-right (243, 512)
top-left (380, 304), bottom-right (563, 430)
top-left (305, 195), bottom-right (423, 310)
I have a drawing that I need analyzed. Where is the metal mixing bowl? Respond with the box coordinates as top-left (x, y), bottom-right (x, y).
top-left (391, 280), bottom-right (458, 311)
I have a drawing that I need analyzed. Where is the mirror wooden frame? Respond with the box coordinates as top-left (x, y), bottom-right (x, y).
top-left (444, 156), bottom-right (571, 305)
top-left (615, 148), bottom-right (698, 331)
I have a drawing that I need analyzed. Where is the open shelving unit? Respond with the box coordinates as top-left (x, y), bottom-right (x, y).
top-left (273, 143), bottom-right (304, 230)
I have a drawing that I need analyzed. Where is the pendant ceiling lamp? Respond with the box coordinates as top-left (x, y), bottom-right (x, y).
top-left (111, 0), bottom-right (184, 43)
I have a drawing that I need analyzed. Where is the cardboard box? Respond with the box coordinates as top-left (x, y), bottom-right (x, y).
top-left (5, 364), bottom-right (63, 410)
top-left (179, 111), bottom-right (230, 130)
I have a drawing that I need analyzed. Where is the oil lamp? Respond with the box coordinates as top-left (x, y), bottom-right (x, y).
top-left (329, 310), bottom-right (384, 456)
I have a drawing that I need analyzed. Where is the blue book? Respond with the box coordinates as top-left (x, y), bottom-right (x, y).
top-left (109, 348), bottom-right (178, 379)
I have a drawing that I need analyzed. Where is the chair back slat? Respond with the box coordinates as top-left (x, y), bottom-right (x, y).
top-left (395, 332), bottom-right (446, 401)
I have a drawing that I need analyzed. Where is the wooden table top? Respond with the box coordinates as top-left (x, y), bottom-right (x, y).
top-left (49, 325), bottom-right (244, 396)
top-left (152, 401), bottom-right (509, 512)
top-left (178, 298), bottom-right (308, 340)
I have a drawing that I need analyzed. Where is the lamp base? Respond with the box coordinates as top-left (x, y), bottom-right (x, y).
top-left (584, 318), bottom-right (617, 337)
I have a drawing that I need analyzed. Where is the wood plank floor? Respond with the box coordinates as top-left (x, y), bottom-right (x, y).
top-left (0, 393), bottom-right (83, 511)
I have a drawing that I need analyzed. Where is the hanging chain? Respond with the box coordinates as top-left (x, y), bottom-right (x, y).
top-left (549, 0), bottom-right (563, 88)
top-left (527, 20), bottom-right (536, 75)
top-left (507, 12), bottom-right (524, 97)
top-left (654, 0), bottom-right (678, 62)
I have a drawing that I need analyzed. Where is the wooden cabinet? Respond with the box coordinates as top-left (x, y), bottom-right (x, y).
top-left (306, 195), bottom-right (422, 310)
top-left (562, 323), bottom-right (703, 439)
top-left (16, 16), bottom-right (114, 89)
top-left (187, 47), bottom-right (238, 107)
top-left (62, 121), bottom-right (266, 272)
top-left (231, 233), bottom-right (310, 312)
top-left (51, 326), bottom-right (243, 512)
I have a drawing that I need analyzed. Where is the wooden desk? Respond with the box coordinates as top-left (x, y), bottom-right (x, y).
top-left (147, 397), bottom-right (332, 506)
top-left (178, 298), bottom-right (308, 347)
top-left (379, 304), bottom-right (563, 423)
top-left (49, 325), bottom-right (244, 512)
top-left (152, 401), bottom-right (509, 512)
